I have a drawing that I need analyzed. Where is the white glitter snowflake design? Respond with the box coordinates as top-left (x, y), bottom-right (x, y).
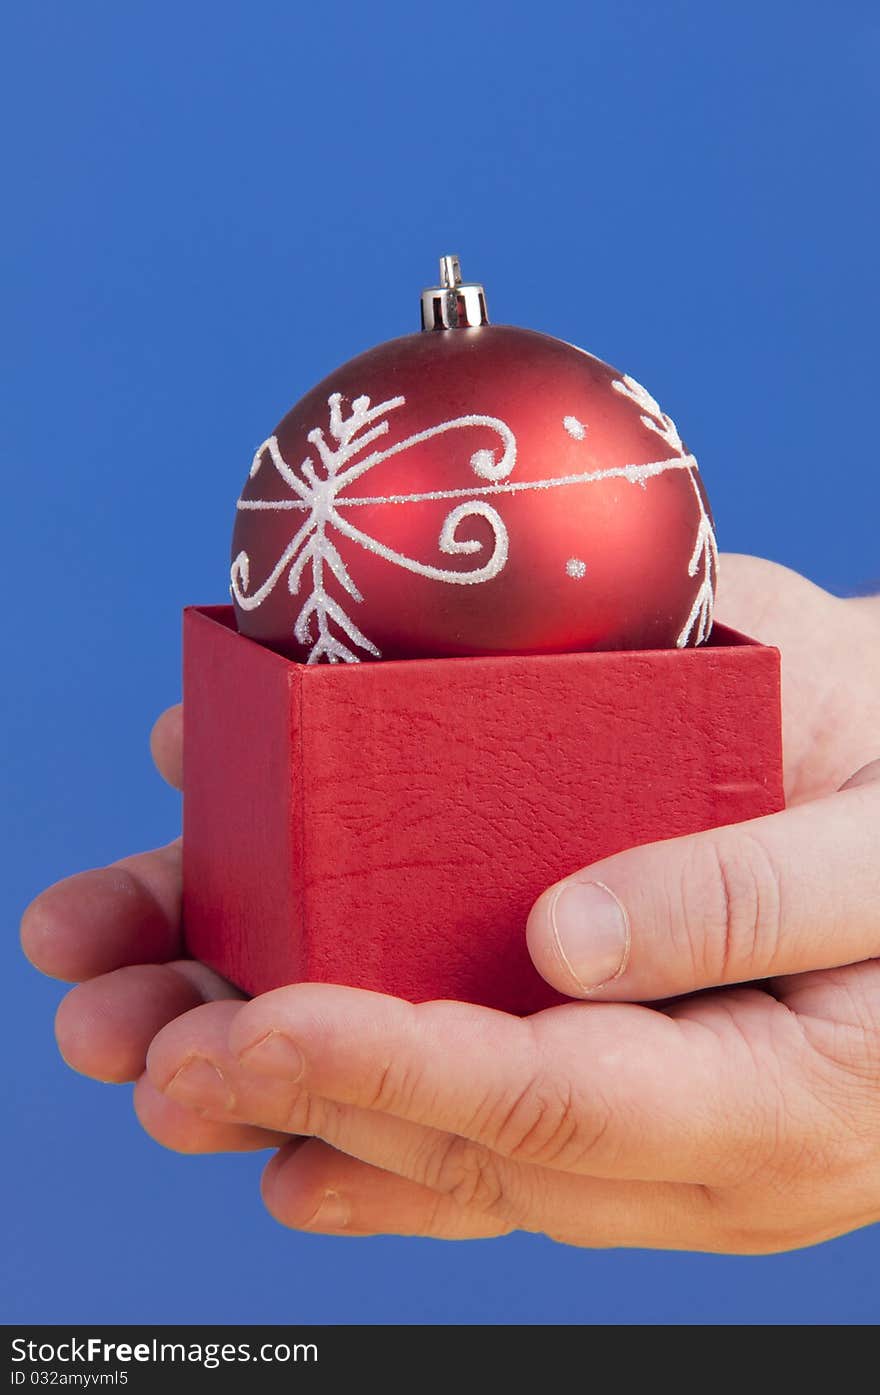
top-left (611, 375), bottom-right (718, 646)
top-left (232, 378), bottom-right (715, 662)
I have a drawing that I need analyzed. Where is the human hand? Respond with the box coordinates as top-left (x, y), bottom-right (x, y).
top-left (22, 556), bottom-right (880, 1250)
top-left (143, 556), bottom-right (880, 1248)
top-left (145, 749), bottom-right (880, 1251)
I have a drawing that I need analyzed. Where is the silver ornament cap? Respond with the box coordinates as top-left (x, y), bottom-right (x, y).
top-left (420, 255), bottom-right (489, 330)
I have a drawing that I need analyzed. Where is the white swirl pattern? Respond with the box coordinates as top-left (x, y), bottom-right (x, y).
top-left (232, 381), bottom-right (716, 663)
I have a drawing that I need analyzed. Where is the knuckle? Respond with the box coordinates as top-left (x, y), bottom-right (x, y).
top-left (487, 1069), bottom-right (605, 1170)
top-left (424, 1134), bottom-right (508, 1214)
top-left (684, 833), bottom-right (783, 982)
top-left (363, 1051), bottom-right (424, 1116)
top-left (364, 1058), bottom-right (398, 1112)
top-left (282, 1089), bottom-right (330, 1139)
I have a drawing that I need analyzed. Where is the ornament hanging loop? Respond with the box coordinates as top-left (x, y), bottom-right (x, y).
top-left (421, 254), bottom-right (489, 331)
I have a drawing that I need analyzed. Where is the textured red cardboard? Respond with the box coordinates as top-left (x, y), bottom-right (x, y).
top-left (183, 606), bottom-right (784, 1014)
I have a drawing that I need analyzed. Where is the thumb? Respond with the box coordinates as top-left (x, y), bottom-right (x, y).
top-left (526, 760), bottom-right (880, 1002)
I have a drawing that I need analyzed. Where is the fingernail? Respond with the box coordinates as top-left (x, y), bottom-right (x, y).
top-left (549, 879), bottom-right (630, 992)
top-left (165, 1056), bottom-right (234, 1111)
top-left (307, 1189), bottom-right (350, 1231)
top-left (238, 1029), bottom-right (306, 1082)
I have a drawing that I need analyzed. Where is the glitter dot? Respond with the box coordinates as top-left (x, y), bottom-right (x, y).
top-left (566, 557), bottom-right (587, 579)
top-left (563, 415), bottom-right (587, 440)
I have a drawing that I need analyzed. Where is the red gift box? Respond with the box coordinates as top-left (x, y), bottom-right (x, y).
top-left (182, 606), bottom-right (784, 1015)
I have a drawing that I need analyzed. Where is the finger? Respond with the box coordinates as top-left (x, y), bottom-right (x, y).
top-left (149, 1006), bottom-right (722, 1245)
top-left (217, 986), bottom-right (789, 1185)
top-left (148, 999), bottom-right (539, 1215)
top-left (148, 1000), bottom-right (320, 1125)
top-left (56, 960), bottom-right (240, 1083)
top-left (263, 1137), bottom-right (720, 1250)
top-left (150, 704), bottom-right (183, 791)
top-left (21, 841), bottom-right (183, 982)
top-left (150, 1001), bottom-right (538, 1217)
top-left (261, 1139), bottom-right (509, 1239)
top-left (149, 1001), bottom-right (516, 1205)
top-left (526, 765), bottom-right (880, 1002)
top-left (134, 1076), bottom-right (285, 1154)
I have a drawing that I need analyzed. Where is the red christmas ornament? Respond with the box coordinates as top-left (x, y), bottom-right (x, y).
top-left (231, 257), bottom-right (717, 663)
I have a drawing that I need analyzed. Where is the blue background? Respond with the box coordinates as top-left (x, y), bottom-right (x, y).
top-left (3, 0), bottom-right (879, 1325)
